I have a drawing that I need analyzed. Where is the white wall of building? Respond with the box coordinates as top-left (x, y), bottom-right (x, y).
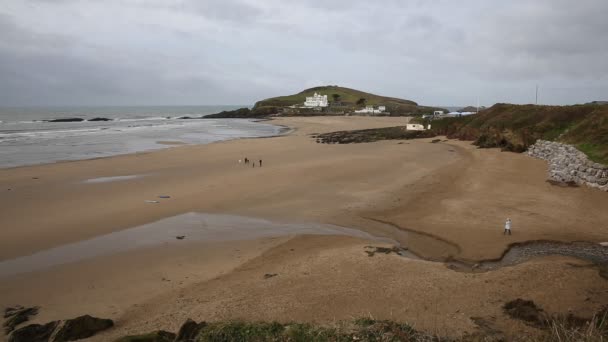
top-left (406, 124), bottom-right (426, 131)
top-left (304, 93), bottom-right (328, 107)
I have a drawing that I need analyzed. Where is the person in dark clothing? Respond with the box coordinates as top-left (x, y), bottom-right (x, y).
top-left (259, 160), bottom-right (262, 167)
top-left (244, 158), bottom-right (249, 165)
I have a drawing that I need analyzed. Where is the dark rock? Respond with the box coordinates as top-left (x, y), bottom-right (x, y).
top-left (3, 306), bottom-right (39, 333)
top-left (263, 273), bottom-right (278, 279)
top-left (174, 319), bottom-right (207, 342)
top-left (315, 126), bottom-right (429, 144)
top-left (46, 118), bottom-right (84, 122)
top-left (364, 246), bottom-right (404, 257)
top-left (204, 107), bottom-right (275, 119)
top-left (88, 117), bottom-right (112, 122)
top-left (175, 236), bottom-right (185, 240)
top-left (8, 321), bottom-right (59, 342)
top-left (503, 299), bottom-right (545, 325)
top-left (52, 315), bottom-right (113, 341)
top-left (431, 139), bottom-right (441, 143)
top-left (546, 179), bottom-right (580, 188)
top-left (114, 330), bottom-right (176, 342)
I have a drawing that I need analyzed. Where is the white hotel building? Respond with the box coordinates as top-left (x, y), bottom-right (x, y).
top-left (303, 93), bottom-right (329, 107)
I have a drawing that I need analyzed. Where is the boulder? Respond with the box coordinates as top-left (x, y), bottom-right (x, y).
top-left (503, 299), bottom-right (545, 326)
top-left (52, 315), bottom-right (113, 342)
top-left (8, 321), bottom-right (59, 342)
top-left (174, 319), bottom-right (207, 342)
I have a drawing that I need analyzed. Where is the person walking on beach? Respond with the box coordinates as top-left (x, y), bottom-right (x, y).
top-left (259, 159), bottom-right (262, 167)
top-left (244, 158), bottom-right (249, 165)
top-left (504, 218), bottom-right (512, 235)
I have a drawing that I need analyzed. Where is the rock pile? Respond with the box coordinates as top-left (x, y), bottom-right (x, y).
top-left (527, 140), bottom-right (608, 191)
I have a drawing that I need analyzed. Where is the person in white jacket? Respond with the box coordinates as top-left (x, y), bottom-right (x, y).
top-left (504, 218), bottom-right (512, 235)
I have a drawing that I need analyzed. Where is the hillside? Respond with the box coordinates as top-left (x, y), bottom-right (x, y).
top-left (429, 103), bottom-right (608, 163)
top-left (252, 85), bottom-right (445, 116)
top-left (457, 106), bottom-right (483, 112)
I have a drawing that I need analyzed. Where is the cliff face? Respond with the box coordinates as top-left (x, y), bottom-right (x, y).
top-left (429, 103), bottom-right (608, 163)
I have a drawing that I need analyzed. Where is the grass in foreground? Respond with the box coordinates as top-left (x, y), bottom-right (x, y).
top-left (115, 313), bottom-right (608, 342)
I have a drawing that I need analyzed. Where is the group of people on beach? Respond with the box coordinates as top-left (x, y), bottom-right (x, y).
top-left (239, 157), bottom-right (262, 168)
top-left (240, 155), bottom-right (514, 236)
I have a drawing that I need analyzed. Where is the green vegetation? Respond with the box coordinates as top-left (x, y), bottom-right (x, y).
top-left (177, 319), bottom-right (427, 342)
top-left (429, 103), bottom-right (608, 163)
top-left (113, 315), bottom-right (608, 342)
top-left (253, 85), bottom-right (446, 116)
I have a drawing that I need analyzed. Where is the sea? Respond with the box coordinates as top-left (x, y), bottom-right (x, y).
top-left (0, 106), bottom-right (282, 168)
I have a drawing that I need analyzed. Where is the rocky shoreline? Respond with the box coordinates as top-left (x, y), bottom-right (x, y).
top-left (527, 140), bottom-right (608, 191)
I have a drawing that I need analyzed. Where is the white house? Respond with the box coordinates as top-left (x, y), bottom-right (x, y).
top-left (303, 93), bottom-right (328, 107)
top-left (406, 123), bottom-right (427, 131)
top-left (354, 105), bottom-right (387, 114)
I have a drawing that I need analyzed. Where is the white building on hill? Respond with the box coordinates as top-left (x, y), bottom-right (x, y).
top-left (354, 105), bottom-right (386, 114)
top-left (303, 93), bottom-right (328, 107)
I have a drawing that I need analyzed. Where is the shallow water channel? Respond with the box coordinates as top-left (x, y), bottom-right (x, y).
top-left (1, 213), bottom-right (606, 278)
top-left (0, 213), bottom-right (395, 277)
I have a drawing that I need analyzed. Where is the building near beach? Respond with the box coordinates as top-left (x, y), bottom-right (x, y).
top-left (354, 105), bottom-right (386, 114)
top-left (406, 123), bottom-right (429, 131)
top-left (303, 93), bottom-right (329, 107)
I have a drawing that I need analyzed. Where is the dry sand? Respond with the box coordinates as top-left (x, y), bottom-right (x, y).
top-left (1, 116), bottom-right (607, 340)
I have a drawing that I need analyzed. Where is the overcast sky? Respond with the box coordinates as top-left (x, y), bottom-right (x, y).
top-left (1, 0), bottom-right (607, 107)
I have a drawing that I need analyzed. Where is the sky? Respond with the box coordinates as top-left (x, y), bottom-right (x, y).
top-left (0, 0), bottom-right (607, 107)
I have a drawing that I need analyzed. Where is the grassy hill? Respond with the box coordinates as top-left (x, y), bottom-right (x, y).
top-left (428, 103), bottom-right (608, 163)
top-left (253, 85), bottom-right (445, 116)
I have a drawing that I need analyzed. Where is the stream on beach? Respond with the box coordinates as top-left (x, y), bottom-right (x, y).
top-left (0, 213), bottom-right (606, 278)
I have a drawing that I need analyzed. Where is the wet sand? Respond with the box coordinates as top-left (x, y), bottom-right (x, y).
top-left (1, 116), bottom-right (608, 340)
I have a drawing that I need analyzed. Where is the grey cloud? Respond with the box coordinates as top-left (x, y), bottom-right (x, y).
top-left (1, 0), bottom-right (607, 106)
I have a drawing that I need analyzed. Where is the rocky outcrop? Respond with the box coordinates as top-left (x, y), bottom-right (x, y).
top-left (174, 319), bottom-right (207, 341)
top-left (6, 314), bottom-right (113, 342)
top-left (8, 322), bottom-right (59, 342)
top-left (528, 140), bottom-right (608, 191)
top-left (314, 126), bottom-right (429, 144)
top-left (53, 315), bottom-right (114, 341)
top-left (3, 306), bottom-right (39, 333)
top-left (45, 118), bottom-right (85, 122)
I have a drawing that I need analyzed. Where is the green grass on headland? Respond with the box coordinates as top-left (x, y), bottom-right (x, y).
top-left (254, 85), bottom-right (447, 116)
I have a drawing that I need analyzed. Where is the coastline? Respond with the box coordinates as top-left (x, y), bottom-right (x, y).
top-left (1, 116), bottom-right (607, 340)
top-left (0, 117), bottom-right (282, 170)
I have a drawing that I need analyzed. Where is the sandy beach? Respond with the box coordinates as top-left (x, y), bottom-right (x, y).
top-left (1, 116), bottom-right (607, 340)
